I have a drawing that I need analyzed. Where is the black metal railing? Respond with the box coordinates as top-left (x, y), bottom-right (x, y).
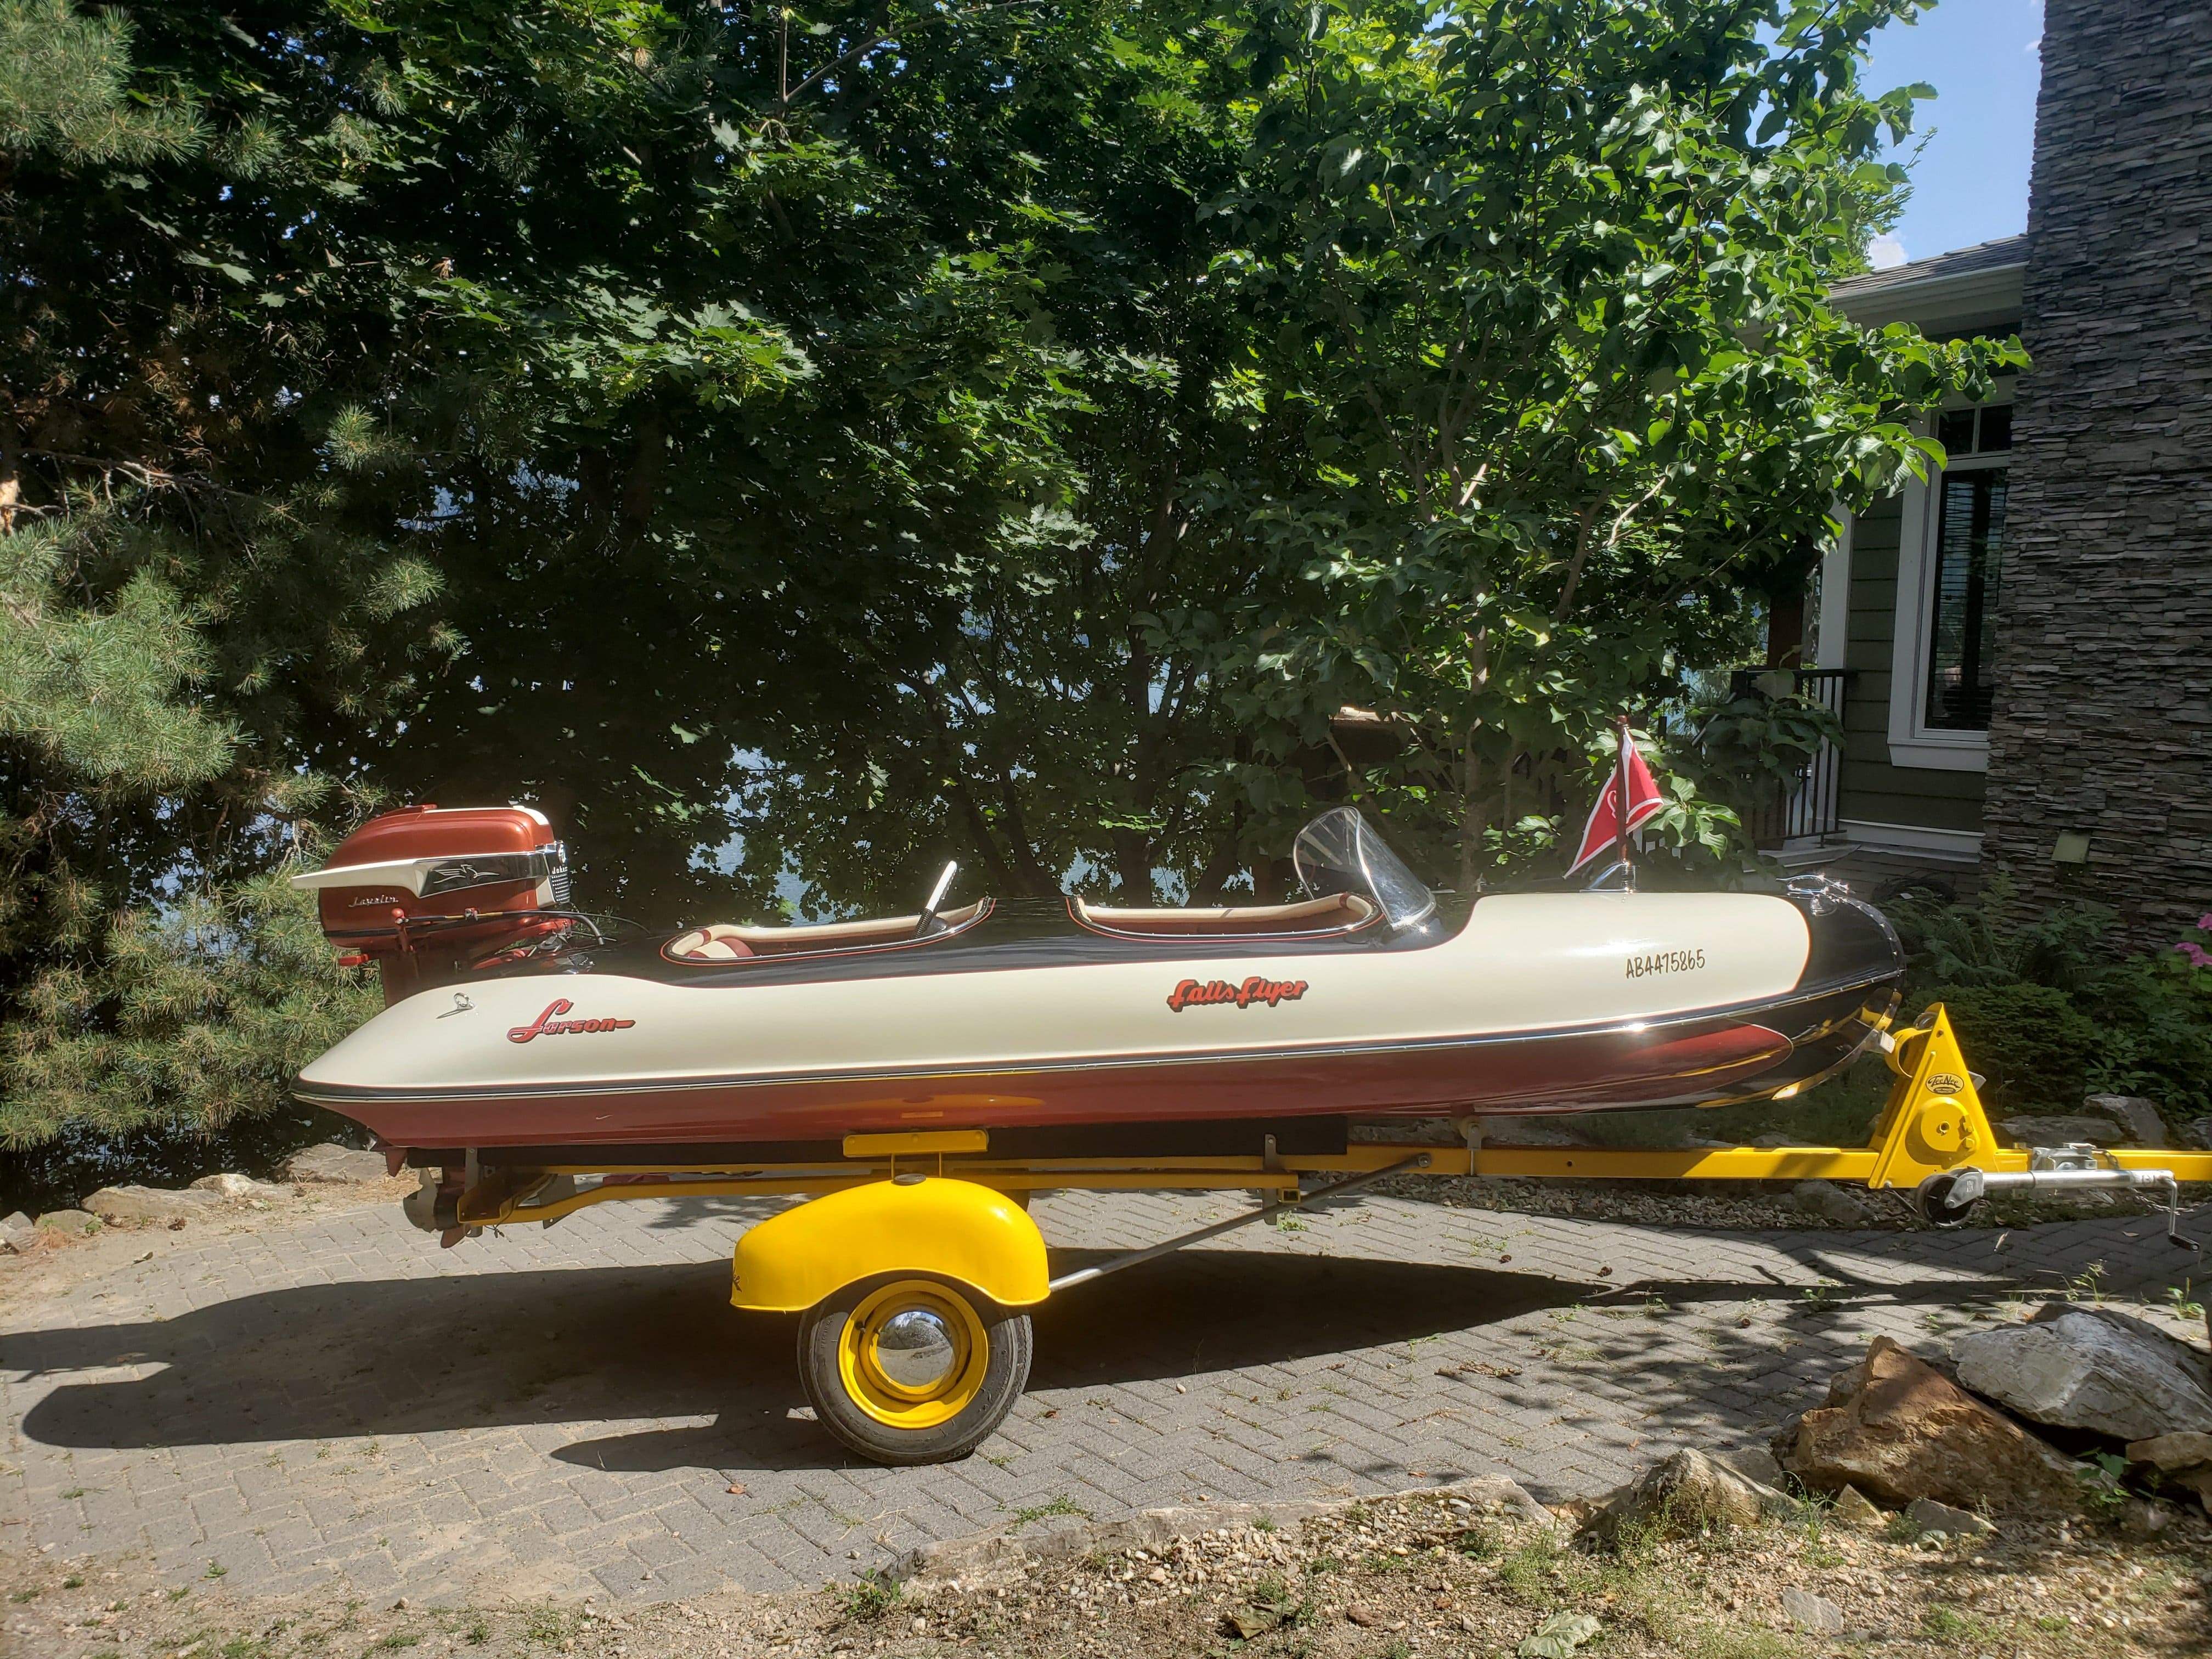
top-left (1728, 668), bottom-right (1849, 847)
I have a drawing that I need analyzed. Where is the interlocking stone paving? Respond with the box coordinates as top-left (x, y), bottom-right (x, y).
top-left (2, 1184), bottom-right (2203, 1605)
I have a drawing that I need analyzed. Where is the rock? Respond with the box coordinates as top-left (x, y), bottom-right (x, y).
top-left (1830, 1485), bottom-right (1884, 1530)
top-left (1791, 1180), bottom-right (1878, 1226)
top-left (1517, 1611), bottom-right (1601, 1658)
top-left (2166, 1466), bottom-right (2212, 1514)
top-left (1780, 1587), bottom-right (1844, 1632)
top-left (1223, 1606), bottom-right (1288, 1640)
top-left (1717, 1445), bottom-right (1788, 1491)
top-left (0, 1211), bottom-right (36, 1252)
top-left (2083, 1095), bottom-right (2165, 1148)
top-left (190, 1172), bottom-right (292, 1201)
top-left (35, 1209), bottom-right (99, 1237)
top-left (1782, 1336), bottom-right (2084, 1512)
top-left (1905, 1496), bottom-right (1995, 1537)
top-left (1997, 1113), bottom-right (2125, 1148)
top-left (2118, 1498), bottom-right (2174, 1538)
top-left (1437, 1474), bottom-right (1559, 1531)
top-left (83, 1184), bottom-right (223, 1226)
top-left (282, 1143), bottom-right (390, 1183)
top-left (2185, 1117), bottom-right (2212, 1152)
top-left (1585, 1448), bottom-right (1795, 1542)
top-left (2125, 1431), bottom-right (2212, 1471)
top-left (1954, 1302), bottom-right (2212, 1442)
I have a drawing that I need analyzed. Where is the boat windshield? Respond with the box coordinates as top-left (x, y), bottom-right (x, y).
top-left (1290, 807), bottom-right (1436, 931)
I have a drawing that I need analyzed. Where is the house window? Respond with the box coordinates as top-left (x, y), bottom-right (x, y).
top-left (1886, 399), bottom-right (2013, 772)
top-left (1923, 467), bottom-right (2007, 730)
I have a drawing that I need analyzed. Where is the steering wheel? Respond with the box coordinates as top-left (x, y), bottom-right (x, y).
top-left (915, 861), bottom-right (959, 937)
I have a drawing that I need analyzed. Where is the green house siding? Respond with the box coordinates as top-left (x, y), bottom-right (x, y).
top-left (1835, 492), bottom-right (1987, 834)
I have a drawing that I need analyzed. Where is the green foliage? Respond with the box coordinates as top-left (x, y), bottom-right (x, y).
top-left (1889, 887), bottom-right (2212, 1119)
top-left (2, 874), bottom-right (377, 1147)
top-left (0, 0), bottom-right (202, 162)
top-left (0, 518), bottom-right (236, 789)
top-left (2, 0), bottom-right (462, 1153)
top-left (1924, 983), bottom-right (2099, 1116)
top-left (1193, 0), bottom-right (2019, 887)
top-left (1, 0), bottom-right (2033, 1161)
top-left (833, 1569), bottom-right (902, 1622)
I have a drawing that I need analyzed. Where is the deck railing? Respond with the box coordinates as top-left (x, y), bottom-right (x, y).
top-left (1728, 668), bottom-right (1849, 847)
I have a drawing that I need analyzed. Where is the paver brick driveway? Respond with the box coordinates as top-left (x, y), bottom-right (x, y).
top-left (3, 1185), bottom-right (2203, 1605)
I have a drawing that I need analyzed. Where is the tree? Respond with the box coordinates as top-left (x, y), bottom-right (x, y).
top-left (0, 0), bottom-right (831, 1147)
top-left (1196, 0), bottom-right (2022, 887)
top-left (0, 0), bottom-right (1149, 1148)
top-left (713, 3), bottom-right (1311, 910)
top-left (677, 0), bottom-right (2021, 909)
top-left (1, 0), bottom-right (2022, 1164)
top-left (0, 0), bottom-right (429, 1150)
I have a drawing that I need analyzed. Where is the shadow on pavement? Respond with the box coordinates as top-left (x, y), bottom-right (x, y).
top-left (8, 1230), bottom-right (2091, 1477)
top-left (10, 1251), bottom-right (1560, 1452)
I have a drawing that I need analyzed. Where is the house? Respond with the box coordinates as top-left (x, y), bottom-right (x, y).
top-left (1787, 0), bottom-right (2211, 949)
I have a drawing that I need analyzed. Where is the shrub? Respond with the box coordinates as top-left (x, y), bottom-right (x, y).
top-left (1922, 982), bottom-right (2098, 1114)
top-left (1883, 885), bottom-right (2212, 1124)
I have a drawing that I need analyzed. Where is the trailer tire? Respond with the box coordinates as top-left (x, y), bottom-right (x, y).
top-left (798, 1274), bottom-right (1032, 1465)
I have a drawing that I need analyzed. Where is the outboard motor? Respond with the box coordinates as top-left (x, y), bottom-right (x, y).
top-left (291, 804), bottom-right (573, 1005)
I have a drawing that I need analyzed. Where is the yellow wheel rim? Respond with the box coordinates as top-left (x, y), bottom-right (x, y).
top-left (835, 1279), bottom-right (990, 1430)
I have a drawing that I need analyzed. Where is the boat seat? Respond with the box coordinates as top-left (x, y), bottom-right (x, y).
top-left (667, 900), bottom-right (989, 962)
top-left (1072, 892), bottom-right (1376, 937)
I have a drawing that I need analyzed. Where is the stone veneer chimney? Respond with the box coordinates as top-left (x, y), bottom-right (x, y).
top-left (1982, 0), bottom-right (2212, 945)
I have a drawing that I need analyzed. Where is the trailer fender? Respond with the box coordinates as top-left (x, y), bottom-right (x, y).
top-left (730, 1176), bottom-right (1049, 1312)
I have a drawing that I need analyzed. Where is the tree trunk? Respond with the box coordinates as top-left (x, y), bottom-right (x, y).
top-left (1110, 828), bottom-right (1153, 902)
top-left (0, 421), bottom-right (21, 536)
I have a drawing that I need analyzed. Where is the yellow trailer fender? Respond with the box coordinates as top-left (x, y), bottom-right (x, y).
top-left (730, 1175), bottom-right (1049, 1312)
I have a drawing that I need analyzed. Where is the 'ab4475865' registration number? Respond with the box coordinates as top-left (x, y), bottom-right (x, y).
top-left (1626, 948), bottom-right (1705, 979)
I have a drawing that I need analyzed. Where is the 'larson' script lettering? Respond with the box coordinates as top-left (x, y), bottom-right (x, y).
top-left (507, 998), bottom-right (638, 1043)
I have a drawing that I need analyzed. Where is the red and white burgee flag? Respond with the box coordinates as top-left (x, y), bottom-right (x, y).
top-left (1565, 718), bottom-right (1664, 876)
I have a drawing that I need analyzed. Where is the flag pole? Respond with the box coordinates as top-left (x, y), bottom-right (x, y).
top-left (1615, 714), bottom-right (1635, 892)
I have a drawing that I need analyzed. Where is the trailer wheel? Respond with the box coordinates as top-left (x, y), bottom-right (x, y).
top-left (798, 1275), bottom-right (1032, 1465)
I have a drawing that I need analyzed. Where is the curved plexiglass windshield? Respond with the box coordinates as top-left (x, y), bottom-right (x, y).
top-left (1290, 806), bottom-right (1436, 930)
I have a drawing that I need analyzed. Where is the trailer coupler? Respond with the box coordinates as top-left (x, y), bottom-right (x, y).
top-left (1918, 1143), bottom-right (2202, 1249)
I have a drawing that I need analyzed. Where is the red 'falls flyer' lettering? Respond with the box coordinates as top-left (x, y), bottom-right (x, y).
top-left (507, 998), bottom-right (637, 1043)
top-left (1166, 975), bottom-right (1310, 1012)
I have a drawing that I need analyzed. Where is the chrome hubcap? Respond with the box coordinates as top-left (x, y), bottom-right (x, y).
top-left (874, 1308), bottom-right (957, 1390)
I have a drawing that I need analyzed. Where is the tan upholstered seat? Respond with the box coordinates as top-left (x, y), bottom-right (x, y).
top-left (1070, 892), bottom-right (1375, 938)
top-left (666, 900), bottom-right (989, 962)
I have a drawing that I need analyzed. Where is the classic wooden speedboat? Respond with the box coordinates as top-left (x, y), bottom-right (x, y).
top-left (289, 804), bottom-right (1904, 1165)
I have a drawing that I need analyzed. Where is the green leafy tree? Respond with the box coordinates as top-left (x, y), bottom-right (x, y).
top-left (342, 0), bottom-right (1114, 919)
top-left (671, 0), bottom-right (2022, 911)
top-left (0, 0), bottom-right (416, 1153)
top-left (1, 0), bottom-right (2030, 1173)
top-left (1198, 0), bottom-right (2022, 888)
top-left (711, 3), bottom-right (1311, 909)
top-left (0, 0), bottom-right (814, 1151)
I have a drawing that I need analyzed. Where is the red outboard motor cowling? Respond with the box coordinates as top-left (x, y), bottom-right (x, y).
top-left (293, 804), bottom-right (572, 1005)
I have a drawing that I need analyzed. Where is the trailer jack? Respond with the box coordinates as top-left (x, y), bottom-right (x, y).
top-left (1919, 1149), bottom-right (2202, 1249)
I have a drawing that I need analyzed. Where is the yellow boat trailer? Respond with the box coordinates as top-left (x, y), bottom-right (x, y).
top-left (430, 1007), bottom-right (2210, 1465)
